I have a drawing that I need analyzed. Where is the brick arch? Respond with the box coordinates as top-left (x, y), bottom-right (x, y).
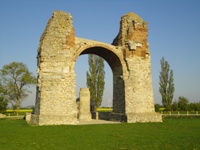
top-left (72, 43), bottom-right (125, 71)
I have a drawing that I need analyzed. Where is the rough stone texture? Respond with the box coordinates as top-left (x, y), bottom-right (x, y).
top-left (113, 12), bottom-right (149, 58)
top-left (0, 113), bottom-right (5, 118)
top-left (30, 10), bottom-right (162, 125)
top-left (79, 88), bottom-right (91, 121)
top-left (24, 113), bottom-right (31, 123)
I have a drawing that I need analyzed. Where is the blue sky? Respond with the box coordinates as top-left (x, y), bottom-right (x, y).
top-left (0, 0), bottom-right (200, 107)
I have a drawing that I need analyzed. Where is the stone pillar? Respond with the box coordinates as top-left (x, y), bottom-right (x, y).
top-left (25, 113), bottom-right (31, 123)
top-left (30, 11), bottom-right (78, 125)
top-left (79, 88), bottom-right (91, 121)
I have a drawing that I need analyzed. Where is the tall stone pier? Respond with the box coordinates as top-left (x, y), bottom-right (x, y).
top-left (30, 10), bottom-right (162, 125)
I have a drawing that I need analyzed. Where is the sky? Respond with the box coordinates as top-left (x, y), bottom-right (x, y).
top-left (0, 0), bottom-right (200, 107)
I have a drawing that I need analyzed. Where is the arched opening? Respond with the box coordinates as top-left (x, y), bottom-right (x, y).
top-left (75, 55), bottom-right (113, 107)
top-left (74, 46), bottom-right (125, 119)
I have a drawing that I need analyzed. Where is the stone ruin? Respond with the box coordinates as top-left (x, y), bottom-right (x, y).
top-left (30, 10), bottom-right (162, 125)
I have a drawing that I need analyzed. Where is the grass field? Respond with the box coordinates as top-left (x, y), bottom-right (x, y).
top-left (0, 117), bottom-right (200, 150)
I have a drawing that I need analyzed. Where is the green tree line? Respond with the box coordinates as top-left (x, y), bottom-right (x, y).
top-left (155, 96), bottom-right (200, 112)
top-left (158, 57), bottom-right (199, 112)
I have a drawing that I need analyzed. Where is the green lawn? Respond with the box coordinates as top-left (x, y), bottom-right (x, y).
top-left (0, 117), bottom-right (199, 150)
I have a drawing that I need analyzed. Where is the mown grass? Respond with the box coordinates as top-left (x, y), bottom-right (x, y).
top-left (0, 117), bottom-right (199, 150)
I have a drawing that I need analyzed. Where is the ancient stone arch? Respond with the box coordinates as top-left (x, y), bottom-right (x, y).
top-left (30, 10), bottom-right (162, 125)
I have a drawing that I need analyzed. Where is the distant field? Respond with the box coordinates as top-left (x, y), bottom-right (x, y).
top-left (6, 109), bottom-right (33, 113)
top-left (96, 107), bottom-right (112, 112)
top-left (0, 117), bottom-right (199, 150)
top-left (5, 109), bottom-right (33, 116)
top-left (5, 108), bottom-right (112, 115)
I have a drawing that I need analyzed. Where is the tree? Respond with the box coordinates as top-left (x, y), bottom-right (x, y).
top-left (195, 101), bottom-right (200, 111)
top-left (178, 96), bottom-right (189, 111)
top-left (0, 96), bottom-right (8, 114)
top-left (171, 101), bottom-right (179, 111)
top-left (154, 104), bottom-right (162, 112)
top-left (0, 62), bottom-right (36, 115)
top-left (159, 57), bottom-right (175, 110)
top-left (189, 102), bottom-right (196, 111)
top-left (86, 54), bottom-right (105, 110)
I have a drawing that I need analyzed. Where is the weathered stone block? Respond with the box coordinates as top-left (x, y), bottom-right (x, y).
top-left (127, 112), bottom-right (162, 123)
top-left (79, 88), bottom-right (91, 121)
